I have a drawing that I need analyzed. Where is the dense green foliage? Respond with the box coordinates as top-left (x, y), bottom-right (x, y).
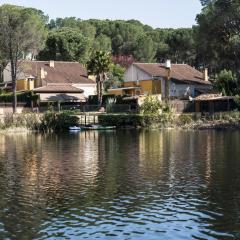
top-left (0, 91), bottom-right (38, 103)
top-left (195, 0), bottom-right (240, 73)
top-left (213, 70), bottom-right (240, 96)
top-left (140, 95), bottom-right (163, 115)
top-left (40, 17), bottom-right (196, 65)
top-left (39, 111), bottom-right (79, 131)
top-left (104, 64), bottom-right (125, 90)
top-left (98, 113), bottom-right (173, 128)
top-left (38, 28), bottom-right (91, 63)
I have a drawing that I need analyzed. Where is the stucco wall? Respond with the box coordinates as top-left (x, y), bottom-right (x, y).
top-left (73, 84), bottom-right (96, 97)
top-left (3, 63), bottom-right (26, 82)
top-left (39, 93), bottom-right (86, 102)
top-left (124, 65), bottom-right (152, 82)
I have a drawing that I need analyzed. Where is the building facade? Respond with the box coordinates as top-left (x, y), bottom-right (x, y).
top-left (108, 63), bottom-right (212, 99)
top-left (3, 60), bottom-right (96, 101)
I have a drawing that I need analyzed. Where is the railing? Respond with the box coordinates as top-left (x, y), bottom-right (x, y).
top-left (78, 114), bottom-right (99, 125)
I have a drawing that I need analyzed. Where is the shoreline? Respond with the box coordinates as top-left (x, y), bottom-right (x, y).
top-left (1, 120), bottom-right (240, 134)
top-left (0, 127), bottom-right (31, 134)
top-left (191, 121), bottom-right (240, 130)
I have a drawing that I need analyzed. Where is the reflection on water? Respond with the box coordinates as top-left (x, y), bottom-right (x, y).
top-left (0, 130), bottom-right (240, 239)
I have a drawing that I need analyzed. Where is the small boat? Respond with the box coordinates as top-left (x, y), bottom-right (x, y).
top-left (69, 126), bottom-right (81, 131)
top-left (81, 125), bottom-right (116, 130)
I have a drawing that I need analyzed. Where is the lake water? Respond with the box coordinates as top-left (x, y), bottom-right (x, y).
top-left (0, 130), bottom-right (240, 240)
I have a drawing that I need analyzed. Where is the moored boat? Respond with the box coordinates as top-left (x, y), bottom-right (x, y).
top-left (81, 125), bottom-right (116, 130)
top-left (69, 126), bottom-right (81, 131)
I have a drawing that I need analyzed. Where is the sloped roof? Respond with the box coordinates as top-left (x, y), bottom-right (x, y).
top-left (19, 61), bottom-right (94, 84)
top-left (194, 93), bottom-right (234, 101)
top-left (33, 84), bottom-right (84, 93)
top-left (134, 63), bottom-right (211, 85)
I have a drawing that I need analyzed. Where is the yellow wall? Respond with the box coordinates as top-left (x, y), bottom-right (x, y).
top-left (28, 80), bottom-right (34, 90)
top-left (16, 79), bottom-right (35, 91)
top-left (108, 89), bottom-right (124, 95)
top-left (108, 80), bottom-right (162, 96)
top-left (152, 80), bottom-right (161, 94)
top-left (124, 80), bottom-right (161, 95)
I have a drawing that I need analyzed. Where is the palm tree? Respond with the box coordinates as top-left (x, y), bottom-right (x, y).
top-left (87, 51), bottom-right (111, 106)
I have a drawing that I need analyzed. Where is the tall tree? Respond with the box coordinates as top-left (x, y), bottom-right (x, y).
top-left (87, 51), bottom-right (111, 105)
top-left (93, 34), bottom-right (112, 52)
top-left (104, 63), bottom-right (125, 91)
top-left (0, 4), bottom-right (46, 112)
top-left (195, 0), bottom-right (240, 73)
top-left (213, 69), bottom-right (240, 95)
top-left (166, 29), bottom-right (195, 64)
top-left (134, 33), bottom-right (156, 62)
top-left (38, 28), bottom-right (91, 63)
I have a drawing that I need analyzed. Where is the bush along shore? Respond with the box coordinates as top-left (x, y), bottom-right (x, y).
top-left (0, 111), bottom-right (79, 133)
top-left (98, 112), bottom-right (240, 130)
top-left (1, 111), bottom-right (240, 133)
top-left (98, 95), bottom-right (240, 130)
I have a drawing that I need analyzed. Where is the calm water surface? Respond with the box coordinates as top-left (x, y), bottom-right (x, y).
top-left (0, 130), bottom-right (240, 240)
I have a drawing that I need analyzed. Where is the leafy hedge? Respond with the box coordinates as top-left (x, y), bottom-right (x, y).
top-left (98, 113), bottom-right (173, 128)
top-left (0, 91), bottom-right (38, 103)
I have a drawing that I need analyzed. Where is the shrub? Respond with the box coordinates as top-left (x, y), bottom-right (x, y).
top-left (0, 113), bottom-right (41, 130)
top-left (106, 97), bottom-right (117, 113)
top-left (177, 114), bottom-right (193, 125)
top-left (99, 114), bottom-right (141, 127)
top-left (39, 111), bottom-right (79, 132)
top-left (98, 113), bottom-right (173, 128)
top-left (88, 94), bottom-right (116, 105)
top-left (140, 95), bottom-right (163, 115)
top-left (234, 95), bottom-right (240, 110)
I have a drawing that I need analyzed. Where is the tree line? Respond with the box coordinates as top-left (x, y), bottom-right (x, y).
top-left (40, 18), bottom-right (195, 66)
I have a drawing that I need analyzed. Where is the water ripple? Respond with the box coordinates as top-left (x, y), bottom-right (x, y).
top-left (0, 130), bottom-right (239, 239)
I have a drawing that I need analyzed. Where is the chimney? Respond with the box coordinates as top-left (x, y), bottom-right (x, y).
top-left (166, 59), bottom-right (171, 69)
top-left (49, 60), bottom-right (54, 68)
top-left (203, 68), bottom-right (208, 81)
top-left (40, 67), bottom-right (47, 79)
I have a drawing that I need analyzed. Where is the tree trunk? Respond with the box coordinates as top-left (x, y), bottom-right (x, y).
top-left (0, 65), bottom-right (3, 83)
top-left (97, 75), bottom-right (103, 106)
top-left (12, 79), bottom-right (17, 113)
top-left (10, 59), bottom-right (17, 113)
top-left (96, 76), bottom-right (100, 106)
top-left (99, 80), bottom-right (103, 106)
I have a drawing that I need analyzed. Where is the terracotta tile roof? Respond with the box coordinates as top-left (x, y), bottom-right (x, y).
top-left (134, 63), bottom-right (211, 85)
top-left (33, 84), bottom-right (84, 93)
top-left (20, 61), bottom-right (94, 84)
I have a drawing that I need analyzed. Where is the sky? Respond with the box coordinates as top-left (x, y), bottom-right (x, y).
top-left (0, 0), bottom-right (203, 28)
